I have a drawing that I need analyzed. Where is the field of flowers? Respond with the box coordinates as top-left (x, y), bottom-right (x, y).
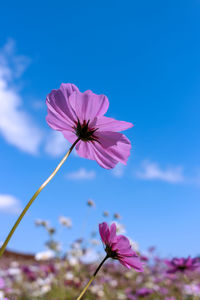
top-left (0, 216), bottom-right (200, 300)
top-left (0, 249), bottom-right (200, 300)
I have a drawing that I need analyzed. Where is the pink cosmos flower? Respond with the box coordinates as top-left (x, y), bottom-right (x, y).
top-left (46, 83), bottom-right (133, 169)
top-left (136, 287), bottom-right (154, 297)
top-left (99, 222), bottom-right (143, 271)
top-left (165, 256), bottom-right (200, 273)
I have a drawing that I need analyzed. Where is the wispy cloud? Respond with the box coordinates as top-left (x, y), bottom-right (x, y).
top-left (0, 40), bottom-right (79, 158)
top-left (66, 168), bottom-right (96, 180)
top-left (186, 169), bottom-right (200, 188)
top-left (32, 100), bottom-right (45, 111)
top-left (0, 39), bottom-right (42, 154)
top-left (44, 131), bottom-right (71, 157)
top-left (136, 161), bottom-right (184, 183)
top-left (0, 194), bottom-right (22, 214)
top-left (0, 39), bottom-right (30, 80)
top-left (112, 163), bottom-right (125, 178)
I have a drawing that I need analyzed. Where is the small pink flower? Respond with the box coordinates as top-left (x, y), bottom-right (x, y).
top-left (165, 256), bottom-right (200, 273)
top-left (99, 222), bottom-right (143, 271)
top-left (46, 83), bottom-right (133, 169)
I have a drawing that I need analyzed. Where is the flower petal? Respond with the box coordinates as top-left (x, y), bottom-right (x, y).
top-left (107, 223), bottom-right (117, 244)
top-left (112, 235), bottom-right (131, 252)
top-left (92, 116), bottom-right (133, 132)
top-left (99, 223), bottom-right (110, 244)
top-left (75, 141), bottom-right (96, 160)
top-left (95, 131), bottom-right (132, 165)
top-left (69, 90), bottom-right (109, 123)
top-left (60, 83), bottom-right (80, 98)
top-left (62, 130), bottom-right (77, 144)
top-left (119, 256), bottom-right (144, 272)
top-left (46, 112), bottom-right (72, 131)
top-left (117, 247), bottom-right (137, 257)
top-left (90, 141), bottom-right (118, 169)
top-left (46, 84), bottom-right (78, 129)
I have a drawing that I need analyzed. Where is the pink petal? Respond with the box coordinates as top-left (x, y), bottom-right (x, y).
top-left (46, 84), bottom-right (78, 129)
top-left (60, 83), bottom-right (80, 98)
top-left (75, 141), bottom-right (96, 160)
top-left (107, 223), bottom-right (117, 244)
top-left (99, 223), bottom-right (110, 244)
top-left (95, 131), bottom-right (132, 165)
top-left (165, 260), bottom-right (172, 267)
top-left (112, 235), bottom-right (131, 252)
top-left (119, 256), bottom-right (144, 272)
top-left (69, 90), bottom-right (109, 123)
top-left (62, 130), bottom-right (77, 144)
top-left (92, 116), bottom-right (133, 132)
top-left (46, 112), bottom-right (72, 131)
top-left (117, 247), bottom-right (137, 257)
top-left (90, 141), bottom-right (118, 169)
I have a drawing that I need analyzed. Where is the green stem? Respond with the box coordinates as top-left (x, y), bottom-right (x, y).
top-left (76, 255), bottom-right (109, 300)
top-left (0, 138), bottom-right (80, 258)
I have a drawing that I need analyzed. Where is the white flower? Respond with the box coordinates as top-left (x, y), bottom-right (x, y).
top-left (68, 256), bottom-right (79, 266)
top-left (32, 284), bottom-right (51, 297)
top-left (90, 284), bottom-right (104, 297)
top-left (109, 279), bottom-right (118, 287)
top-left (65, 272), bottom-right (74, 280)
top-left (10, 261), bottom-right (19, 268)
top-left (59, 216), bottom-right (72, 228)
top-left (117, 292), bottom-right (126, 300)
top-left (0, 291), bottom-right (5, 300)
top-left (97, 290), bottom-right (104, 297)
top-left (35, 250), bottom-right (55, 261)
top-left (8, 267), bottom-right (21, 276)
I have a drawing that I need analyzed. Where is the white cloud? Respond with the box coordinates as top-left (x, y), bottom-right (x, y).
top-left (112, 163), bottom-right (125, 178)
top-left (32, 100), bottom-right (45, 110)
top-left (66, 168), bottom-right (96, 180)
top-left (44, 131), bottom-right (71, 157)
top-left (136, 161), bottom-right (184, 183)
top-left (0, 39), bottom-right (42, 154)
top-left (0, 39), bottom-right (30, 81)
top-left (0, 194), bottom-right (21, 214)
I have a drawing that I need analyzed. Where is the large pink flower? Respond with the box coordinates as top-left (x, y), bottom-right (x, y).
top-left (99, 222), bottom-right (143, 271)
top-left (46, 83), bottom-right (133, 169)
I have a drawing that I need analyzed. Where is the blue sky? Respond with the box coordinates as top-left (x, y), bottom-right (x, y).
top-left (0, 0), bottom-right (200, 257)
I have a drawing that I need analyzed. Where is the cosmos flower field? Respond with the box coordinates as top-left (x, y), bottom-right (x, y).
top-left (1, 249), bottom-right (200, 300)
top-left (0, 215), bottom-right (200, 300)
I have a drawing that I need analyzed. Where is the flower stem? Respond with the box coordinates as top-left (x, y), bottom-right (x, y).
top-left (0, 138), bottom-right (80, 259)
top-left (76, 255), bottom-right (109, 300)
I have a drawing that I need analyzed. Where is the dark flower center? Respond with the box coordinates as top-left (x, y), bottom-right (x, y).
top-left (177, 265), bottom-right (187, 271)
top-left (105, 245), bottom-right (118, 259)
top-left (75, 119), bottom-right (98, 142)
